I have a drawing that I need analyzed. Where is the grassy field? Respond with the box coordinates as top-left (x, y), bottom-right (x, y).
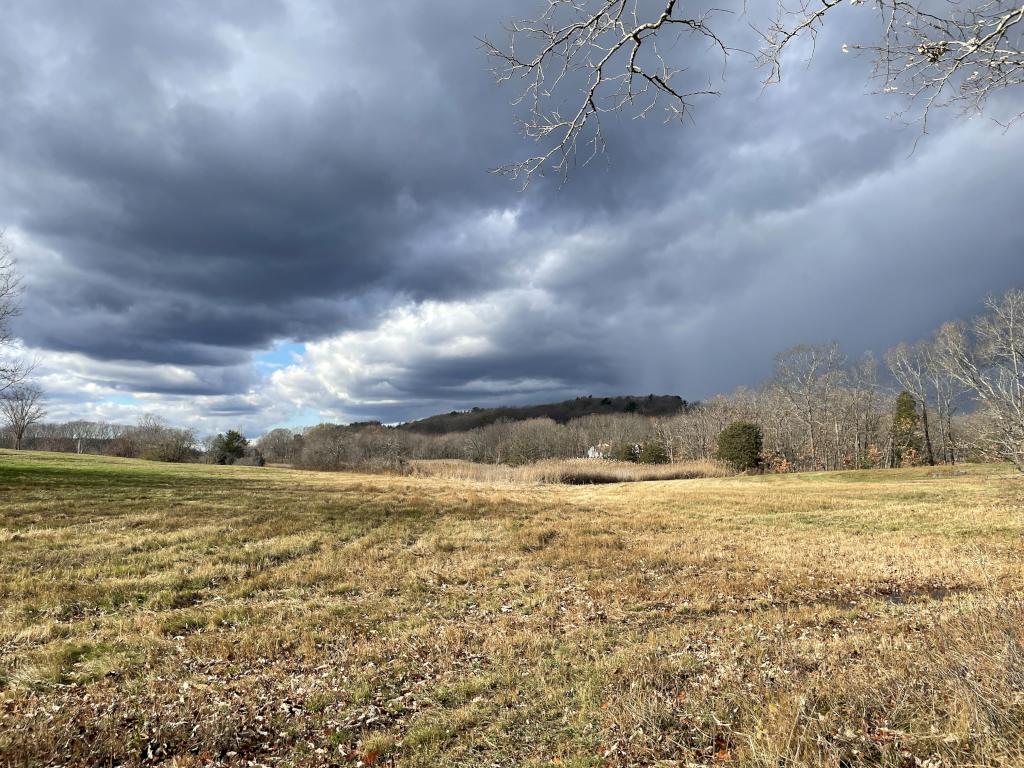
top-left (1, 451), bottom-right (1022, 767)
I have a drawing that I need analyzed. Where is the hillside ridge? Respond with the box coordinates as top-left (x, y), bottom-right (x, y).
top-left (397, 394), bottom-right (689, 435)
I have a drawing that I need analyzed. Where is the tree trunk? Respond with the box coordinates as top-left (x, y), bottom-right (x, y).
top-left (936, 405), bottom-right (948, 464)
top-left (834, 418), bottom-right (841, 470)
top-left (921, 403), bottom-right (936, 466)
top-left (807, 415), bottom-right (816, 471)
top-left (883, 434), bottom-right (895, 469)
top-left (946, 414), bottom-right (956, 465)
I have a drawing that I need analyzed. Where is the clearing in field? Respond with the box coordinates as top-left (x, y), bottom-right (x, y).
top-left (1, 451), bottom-right (1023, 767)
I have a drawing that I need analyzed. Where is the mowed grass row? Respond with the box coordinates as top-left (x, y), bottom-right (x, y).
top-left (1, 450), bottom-right (1023, 767)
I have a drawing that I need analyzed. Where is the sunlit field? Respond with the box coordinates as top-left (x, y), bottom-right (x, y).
top-left (1, 450), bottom-right (1023, 767)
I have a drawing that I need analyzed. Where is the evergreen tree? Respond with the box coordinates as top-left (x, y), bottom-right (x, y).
top-left (716, 422), bottom-right (763, 471)
top-left (638, 441), bottom-right (669, 465)
top-left (892, 390), bottom-right (922, 466)
top-left (614, 442), bottom-right (640, 463)
top-left (210, 430), bottom-right (248, 465)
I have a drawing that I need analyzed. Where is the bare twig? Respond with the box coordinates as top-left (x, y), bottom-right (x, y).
top-left (484, 1), bottom-right (735, 186)
top-left (764, 1), bottom-right (1024, 133)
top-left (0, 231), bottom-right (28, 395)
top-left (489, 1), bottom-right (1024, 183)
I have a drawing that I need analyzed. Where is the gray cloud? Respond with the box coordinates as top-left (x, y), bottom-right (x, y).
top-left (1, 0), bottom-right (1022, 429)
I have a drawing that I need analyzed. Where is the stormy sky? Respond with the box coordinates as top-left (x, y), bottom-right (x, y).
top-left (2, 0), bottom-right (1022, 433)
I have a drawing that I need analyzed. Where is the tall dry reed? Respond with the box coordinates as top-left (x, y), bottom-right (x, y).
top-left (407, 457), bottom-right (732, 484)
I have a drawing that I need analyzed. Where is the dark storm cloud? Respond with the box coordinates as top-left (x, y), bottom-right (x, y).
top-left (2, 0), bottom-right (1023, 427)
top-left (2, 1), bottom-right (529, 369)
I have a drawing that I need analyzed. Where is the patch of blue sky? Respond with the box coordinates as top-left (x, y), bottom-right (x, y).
top-left (106, 394), bottom-right (138, 405)
top-left (271, 407), bottom-right (319, 430)
top-left (254, 342), bottom-right (305, 372)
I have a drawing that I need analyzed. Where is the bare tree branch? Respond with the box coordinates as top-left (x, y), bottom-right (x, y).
top-left (935, 289), bottom-right (1024, 470)
top-left (1, 383), bottom-right (45, 450)
top-left (0, 231), bottom-right (29, 396)
top-left (764, 1), bottom-right (1024, 133)
top-left (484, 1), bottom-right (735, 186)
top-left (489, 1), bottom-right (1024, 183)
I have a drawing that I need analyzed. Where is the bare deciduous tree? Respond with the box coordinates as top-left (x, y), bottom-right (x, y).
top-left (846, 353), bottom-right (883, 467)
top-left (1, 384), bottom-right (45, 450)
top-left (133, 414), bottom-right (196, 463)
top-left (489, 1), bottom-right (1024, 183)
top-left (934, 288), bottom-right (1024, 470)
top-left (924, 326), bottom-right (969, 463)
top-left (0, 232), bottom-right (29, 395)
top-left (774, 342), bottom-right (845, 470)
top-left (258, 428), bottom-right (303, 465)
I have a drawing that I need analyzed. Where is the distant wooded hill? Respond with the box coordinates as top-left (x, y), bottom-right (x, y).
top-left (397, 395), bottom-right (689, 435)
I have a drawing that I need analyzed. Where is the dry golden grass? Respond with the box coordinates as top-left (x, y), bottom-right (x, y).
top-left (408, 458), bottom-right (732, 484)
top-left (1, 450), bottom-right (1023, 767)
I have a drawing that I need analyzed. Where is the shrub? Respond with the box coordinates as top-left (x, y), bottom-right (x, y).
top-left (716, 421), bottom-right (763, 471)
top-left (234, 448), bottom-right (266, 467)
top-left (638, 441), bottom-right (669, 464)
top-left (140, 436), bottom-right (194, 463)
top-left (614, 442), bottom-right (640, 463)
top-left (106, 434), bottom-right (139, 458)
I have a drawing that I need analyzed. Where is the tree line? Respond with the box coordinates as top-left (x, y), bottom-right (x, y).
top-left (3, 416), bottom-right (265, 466)
top-left (264, 289), bottom-right (1021, 473)
top-left (256, 288), bottom-right (1022, 473)
top-left (4, 288), bottom-right (1023, 475)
